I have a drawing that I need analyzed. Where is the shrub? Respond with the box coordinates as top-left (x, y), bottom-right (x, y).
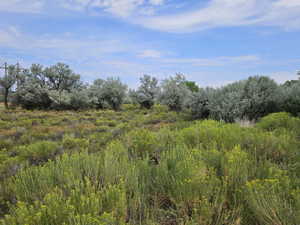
top-left (13, 77), bottom-right (52, 109)
top-left (245, 177), bottom-right (296, 225)
top-left (17, 141), bottom-right (61, 165)
top-left (208, 81), bottom-right (245, 122)
top-left (100, 78), bottom-right (127, 111)
top-left (2, 182), bottom-right (125, 225)
top-left (188, 88), bottom-right (210, 119)
top-left (62, 135), bottom-right (89, 151)
top-left (241, 76), bottom-right (280, 120)
top-left (257, 112), bottom-right (300, 135)
top-left (280, 82), bottom-right (300, 116)
top-left (125, 129), bottom-right (158, 159)
top-left (48, 88), bottom-right (90, 110)
top-left (88, 79), bottom-right (107, 109)
top-left (130, 75), bottom-right (160, 109)
top-left (159, 74), bottom-right (191, 111)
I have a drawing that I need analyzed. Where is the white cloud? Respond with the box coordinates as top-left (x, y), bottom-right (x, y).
top-left (149, 0), bottom-right (164, 6)
top-left (134, 0), bottom-right (300, 32)
top-left (0, 27), bottom-right (137, 63)
top-left (268, 71), bottom-right (299, 84)
top-left (0, 0), bottom-right (44, 13)
top-left (138, 49), bottom-right (162, 58)
top-left (1, 0), bottom-right (300, 32)
top-left (161, 55), bottom-right (260, 67)
top-left (60, 0), bottom-right (166, 17)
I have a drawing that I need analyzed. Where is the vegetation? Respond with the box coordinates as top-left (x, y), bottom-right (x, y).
top-left (0, 62), bottom-right (300, 224)
top-left (0, 62), bottom-right (298, 122)
top-left (0, 104), bottom-right (299, 224)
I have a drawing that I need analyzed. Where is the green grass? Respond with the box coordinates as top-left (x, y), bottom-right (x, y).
top-left (0, 107), bottom-right (300, 225)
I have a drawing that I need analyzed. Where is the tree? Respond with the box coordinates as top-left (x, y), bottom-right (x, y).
top-left (88, 79), bottom-right (106, 109)
top-left (184, 81), bottom-right (200, 93)
top-left (43, 63), bottom-right (81, 106)
top-left (48, 86), bottom-right (90, 110)
top-left (188, 88), bottom-right (210, 119)
top-left (241, 76), bottom-right (280, 120)
top-left (208, 81), bottom-right (246, 122)
top-left (44, 63), bottom-right (80, 92)
top-left (159, 74), bottom-right (191, 111)
top-left (12, 65), bottom-right (51, 109)
top-left (100, 77), bottom-right (127, 111)
top-left (0, 65), bottom-right (17, 109)
top-left (13, 63), bottom-right (82, 110)
top-left (131, 75), bottom-right (160, 109)
top-left (280, 82), bottom-right (300, 116)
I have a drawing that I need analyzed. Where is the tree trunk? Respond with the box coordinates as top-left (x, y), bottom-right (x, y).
top-left (4, 88), bottom-right (9, 109)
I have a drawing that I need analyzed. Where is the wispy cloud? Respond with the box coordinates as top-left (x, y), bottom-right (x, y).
top-left (138, 49), bottom-right (162, 58)
top-left (268, 70), bottom-right (299, 84)
top-left (0, 26), bottom-right (138, 63)
top-left (0, 0), bottom-right (44, 13)
top-left (2, 0), bottom-right (300, 32)
top-left (135, 0), bottom-right (300, 32)
top-left (161, 55), bottom-right (261, 67)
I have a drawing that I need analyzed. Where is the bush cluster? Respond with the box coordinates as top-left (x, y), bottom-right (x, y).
top-left (189, 76), bottom-right (290, 121)
top-left (1, 62), bottom-right (299, 120)
top-left (10, 63), bottom-right (127, 111)
top-left (0, 111), bottom-right (300, 224)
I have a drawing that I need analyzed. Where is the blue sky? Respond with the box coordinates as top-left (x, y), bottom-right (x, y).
top-left (0, 0), bottom-right (300, 88)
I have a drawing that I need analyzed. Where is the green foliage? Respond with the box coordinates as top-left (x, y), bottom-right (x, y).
top-left (0, 65), bottom-right (18, 109)
top-left (241, 76), bottom-right (280, 120)
top-left (159, 74), bottom-right (192, 111)
top-left (17, 141), bottom-right (61, 165)
top-left (129, 75), bottom-right (159, 109)
top-left (184, 81), bottom-right (200, 93)
top-left (100, 77), bottom-right (128, 111)
top-left (0, 108), bottom-right (300, 225)
top-left (257, 112), bottom-right (300, 136)
top-left (281, 82), bottom-right (300, 116)
top-left (125, 129), bottom-right (158, 159)
top-left (188, 88), bottom-right (210, 119)
top-left (245, 177), bottom-right (296, 225)
top-left (2, 182), bottom-right (125, 225)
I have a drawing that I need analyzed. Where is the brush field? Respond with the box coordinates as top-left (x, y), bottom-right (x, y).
top-left (0, 105), bottom-right (300, 225)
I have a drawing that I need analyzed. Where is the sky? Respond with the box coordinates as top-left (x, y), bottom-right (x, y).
top-left (0, 0), bottom-right (300, 88)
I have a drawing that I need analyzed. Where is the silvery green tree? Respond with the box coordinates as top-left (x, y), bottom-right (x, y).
top-left (159, 74), bottom-right (192, 111)
top-left (48, 86), bottom-right (90, 110)
top-left (44, 63), bottom-right (80, 92)
top-left (131, 75), bottom-right (160, 109)
top-left (100, 77), bottom-right (127, 111)
top-left (0, 65), bottom-right (17, 109)
top-left (12, 64), bottom-right (52, 109)
top-left (88, 79), bottom-right (107, 109)
top-left (188, 88), bottom-right (210, 119)
top-left (241, 76), bottom-right (280, 120)
top-left (43, 63), bottom-right (81, 109)
top-left (208, 81), bottom-right (246, 122)
top-left (184, 81), bottom-right (200, 93)
top-left (280, 82), bottom-right (300, 116)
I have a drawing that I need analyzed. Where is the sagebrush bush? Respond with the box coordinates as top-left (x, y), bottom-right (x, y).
top-left (17, 141), bottom-right (61, 165)
top-left (130, 75), bottom-right (160, 109)
top-left (159, 74), bottom-right (191, 111)
top-left (257, 112), bottom-right (300, 137)
top-left (1, 108), bottom-right (300, 225)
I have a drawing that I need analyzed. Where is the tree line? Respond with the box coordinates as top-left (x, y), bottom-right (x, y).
top-left (0, 62), bottom-right (299, 121)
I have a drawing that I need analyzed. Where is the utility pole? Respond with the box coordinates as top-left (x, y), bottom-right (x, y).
top-left (0, 62), bottom-right (24, 109)
top-left (15, 62), bottom-right (25, 89)
top-left (0, 62), bottom-right (8, 77)
top-left (0, 62), bottom-right (9, 109)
